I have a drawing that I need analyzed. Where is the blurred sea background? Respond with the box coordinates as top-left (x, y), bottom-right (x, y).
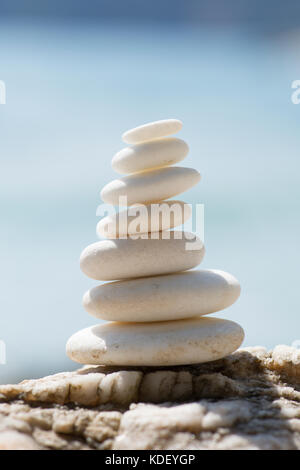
top-left (1, 0), bottom-right (300, 383)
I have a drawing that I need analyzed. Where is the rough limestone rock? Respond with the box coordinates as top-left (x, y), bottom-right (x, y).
top-left (1, 345), bottom-right (300, 450)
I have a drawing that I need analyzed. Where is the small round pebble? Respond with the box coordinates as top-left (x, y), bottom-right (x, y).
top-left (122, 119), bottom-right (182, 144)
top-left (112, 138), bottom-right (189, 175)
top-left (80, 231), bottom-right (205, 281)
top-left (97, 200), bottom-right (192, 238)
top-left (100, 167), bottom-right (201, 206)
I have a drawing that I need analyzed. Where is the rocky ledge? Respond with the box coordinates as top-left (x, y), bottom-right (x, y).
top-left (0, 345), bottom-right (300, 450)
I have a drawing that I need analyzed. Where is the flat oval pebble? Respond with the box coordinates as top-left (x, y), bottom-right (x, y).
top-left (100, 167), bottom-right (201, 206)
top-left (66, 317), bottom-right (245, 366)
top-left (97, 200), bottom-right (192, 238)
top-left (112, 138), bottom-right (189, 175)
top-left (83, 269), bottom-right (241, 322)
top-left (122, 119), bottom-right (182, 145)
top-left (80, 231), bottom-right (204, 281)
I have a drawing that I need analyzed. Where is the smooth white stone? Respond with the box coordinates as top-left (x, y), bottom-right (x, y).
top-left (122, 119), bottom-right (182, 144)
top-left (66, 317), bottom-right (245, 366)
top-left (97, 200), bottom-right (192, 239)
top-left (112, 138), bottom-right (189, 175)
top-left (80, 231), bottom-right (204, 281)
top-left (83, 270), bottom-right (241, 322)
top-left (100, 167), bottom-right (201, 206)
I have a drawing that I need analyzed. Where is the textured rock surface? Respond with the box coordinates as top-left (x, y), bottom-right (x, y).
top-left (1, 345), bottom-right (300, 450)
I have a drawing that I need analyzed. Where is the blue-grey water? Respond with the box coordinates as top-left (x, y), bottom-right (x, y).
top-left (1, 20), bottom-right (300, 383)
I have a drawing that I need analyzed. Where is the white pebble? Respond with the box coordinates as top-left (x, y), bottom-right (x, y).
top-left (112, 138), bottom-right (189, 175)
top-left (80, 231), bottom-right (204, 281)
top-left (100, 167), bottom-right (201, 206)
top-left (97, 200), bottom-right (192, 238)
top-left (122, 119), bottom-right (182, 144)
top-left (83, 269), bottom-right (241, 322)
top-left (66, 317), bottom-right (245, 366)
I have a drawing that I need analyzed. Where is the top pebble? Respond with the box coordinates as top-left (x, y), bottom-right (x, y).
top-left (122, 119), bottom-right (183, 144)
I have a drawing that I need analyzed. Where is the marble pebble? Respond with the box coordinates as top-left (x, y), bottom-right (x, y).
top-left (122, 119), bottom-right (182, 145)
top-left (100, 167), bottom-right (201, 206)
top-left (112, 138), bottom-right (189, 175)
top-left (83, 269), bottom-right (241, 322)
top-left (97, 200), bottom-right (192, 238)
top-left (80, 231), bottom-right (205, 281)
top-left (66, 317), bottom-right (245, 366)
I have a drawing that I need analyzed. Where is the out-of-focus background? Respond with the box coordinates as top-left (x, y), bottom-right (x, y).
top-left (1, 1), bottom-right (300, 384)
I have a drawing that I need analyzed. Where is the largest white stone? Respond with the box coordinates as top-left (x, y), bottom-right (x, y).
top-left (80, 231), bottom-right (204, 281)
top-left (83, 270), bottom-right (241, 322)
top-left (100, 167), bottom-right (201, 206)
top-left (66, 317), bottom-right (244, 366)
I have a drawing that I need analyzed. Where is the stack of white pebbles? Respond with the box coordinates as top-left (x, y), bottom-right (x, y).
top-left (66, 119), bottom-right (244, 366)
